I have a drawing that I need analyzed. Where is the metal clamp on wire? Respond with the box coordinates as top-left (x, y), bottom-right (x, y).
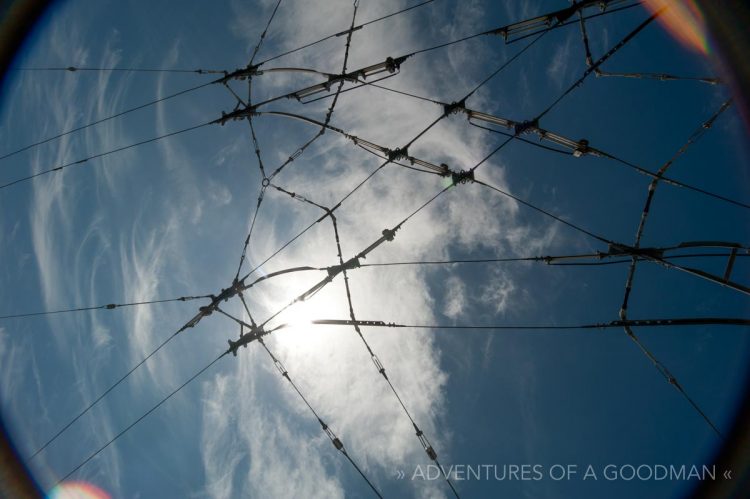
top-left (443, 99), bottom-right (466, 117)
top-left (387, 147), bottom-right (408, 162)
top-left (217, 105), bottom-right (259, 126)
top-left (514, 118), bottom-right (539, 136)
top-left (217, 64), bottom-right (261, 84)
top-left (607, 243), bottom-right (664, 259)
top-left (573, 139), bottom-right (590, 158)
top-left (451, 169), bottom-right (475, 185)
top-left (326, 257), bottom-right (361, 277)
top-left (227, 325), bottom-right (265, 357)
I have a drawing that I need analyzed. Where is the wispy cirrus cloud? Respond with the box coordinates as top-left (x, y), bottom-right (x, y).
top-left (198, 1), bottom-right (561, 498)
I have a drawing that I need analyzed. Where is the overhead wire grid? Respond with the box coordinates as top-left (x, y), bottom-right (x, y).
top-left (1, 0), bottom-right (749, 497)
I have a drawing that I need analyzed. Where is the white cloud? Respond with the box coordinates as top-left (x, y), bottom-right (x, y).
top-left (547, 32), bottom-right (575, 88)
top-left (199, 1), bottom-right (557, 497)
top-left (444, 275), bottom-right (467, 319)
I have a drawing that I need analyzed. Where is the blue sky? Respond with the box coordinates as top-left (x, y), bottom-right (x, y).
top-left (1, 0), bottom-right (749, 498)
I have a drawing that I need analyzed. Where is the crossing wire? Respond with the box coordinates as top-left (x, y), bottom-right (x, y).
top-left (339, 80), bottom-right (750, 210)
top-left (613, 100), bottom-right (737, 437)
top-left (0, 293), bottom-right (212, 321)
top-left (55, 350), bottom-right (228, 485)
top-left (1, 0), bottom-right (638, 167)
top-left (0, 81), bottom-right (215, 162)
top-left (9, 0), bottom-right (749, 493)
top-left (1, 0), bottom-right (436, 164)
top-left (330, 212), bottom-right (462, 497)
top-left (575, 6), bottom-right (720, 84)
top-left (0, 120), bottom-right (213, 191)
top-left (256, 337), bottom-right (384, 498)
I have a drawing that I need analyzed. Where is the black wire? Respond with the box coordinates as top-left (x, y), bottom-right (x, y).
top-left (0, 294), bottom-right (212, 321)
top-left (237, 19), bottom-right (613, 284)
top-left (355, 252), bottom-right (750, 268)
top-left (1, 121), bottom-right (213, 191)
top-left (55, 351), bottom-right (227, 484)
top-left (256, 339), bottom-right (384, 498)
top-left (473, 121), bottom-right (750, 211)
top-left (249, 0), bottom-right (284, 65)
top-left (29, 318), bottom-right (206, 461)
top-left (0, 81), bottom-right (215, 162)
top-left (474, 179), bottom-right (611, 245)
top-left (535, 8), bottom-right (664, 122)
top-left (255, 0), bottom-right (437, 66)
top-left (15, 67), bottom-right (223, 74)
top-left (334, 211), bottom-right (462, 497)
top-left (309, 318), bottom-right (750, 331)
top-left (508, 2), bottom-right (642, 44)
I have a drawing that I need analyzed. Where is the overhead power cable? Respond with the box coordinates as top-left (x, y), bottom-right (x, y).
top-left (3, 0), bottom-right (633, 165)
top-left (329, 214), bottom-right (461, 498)
top-left (233, 20), bottom-right (551, 284)
top-left (14, 66), bottom-right (227, 74)
top-left (0, 120), bottom-right (213, 191)
top-left (0, 294), bottom-right (211, 321)
top-left (535, 7), bottom-right (665, 122)
top-left (256, 337), bottom-right (383, 498)
top-left (248, 0), bottom-right (283, 65)
top-left (55, 350), bottom-right (228, 485)
top-left (255, 0), bottom-right (437, 66)
top-left (575, 6), bottom-right (720, 85)
top-left (303, 317), bottom-right (750, 331)
top-left (0, 81), bottom-right (215, 162)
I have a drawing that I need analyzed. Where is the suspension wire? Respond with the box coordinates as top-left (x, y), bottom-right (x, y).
top-left (2, 0), bottom-right (632, 166)
top-left (403, 1), bottom-right (639, 59)
top-left (234, 186), bottom-right (266, 281)
top-left (329, 213), bottom-right (461, 498)
top-left (358, 251), bottom-right (749, 268)
top-left (595, 71), bottom-right (720, 84)
top-left (234, 0), bottom-right (361, 281)
top-left (534, 7), bottom-right (665, 123)
top-left (576, 6), bottom-right (596, 68)
top-left (304, 317), bottom-right (750, 331)
top-left (474, 179), bottom-right (611, 245)
top-left (0, 120), bottom-right (213, 191)
top-left (255, 338), bottom-right (383, 498)
top-left (55, 350), bottom-right (228, 484)
top-left (19, 2), bottom-right (730, 492)
top-left (233, 112), bottom-right (271, 281)
top-left (322, 0), bottom-right (359, 127)
top-left (27, 311), bottom-right (210, 461)
top-left (463, 26), bottom-right (552, 100)
top-left (468, 122), bottom-right (571, 155)
top-left (610, 100), bottom-right (733, 438)
top-left (249, 0), bottom-right (284, 65)
top-left (471, 118), bottom-right (750, 211)
top-left (622, 325), bottom-right (723, 437)
top-left (0, 81), bottom-right (215, 162)
top-left (255, 0), bottom-right (437, 66)
top-left (620, 99), bottom-right (734, 317)
top-left (27, 261), bottom-right (325, 459)
top-left (506, 2), bottom-right (642, 45)
top-left (0, 294), bottom-right (212, 321)
top-left (14, 66), bottom-right (227, 74)
top-left (236, 21), bottom-right (603, 285)
top-left (224, 0), bottom-right (630, 119)
top-left (346, 76), bottom-right (749, 211)
top-left (575, 6), bottom-right (719, 84)
top-left (254, 181), bottom-right (453, 332)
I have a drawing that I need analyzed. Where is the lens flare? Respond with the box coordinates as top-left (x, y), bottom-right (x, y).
top-left (643, 0), bottom-right (709, 54)
top-left (48, 481), bottom-right (110, 499)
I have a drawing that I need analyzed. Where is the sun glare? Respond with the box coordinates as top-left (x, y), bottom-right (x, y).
top-left (273, 289), bottom-right (346, 353)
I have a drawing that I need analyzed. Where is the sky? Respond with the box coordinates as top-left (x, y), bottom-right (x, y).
top-left (0, 0), bottom-right (749, 498)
